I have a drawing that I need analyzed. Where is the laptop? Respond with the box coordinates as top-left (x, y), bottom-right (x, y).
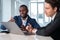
top-left (2, 22), bottom-right (25, 35)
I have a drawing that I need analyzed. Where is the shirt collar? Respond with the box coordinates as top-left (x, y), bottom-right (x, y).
top-left (21, 16), bottom-right (28, 21)
top-left (21, 17), bottom-right (28, 26)
top-left (51, 13), bottom-right (57, 20)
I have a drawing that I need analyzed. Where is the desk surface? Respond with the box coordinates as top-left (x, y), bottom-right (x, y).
top-left (0, 33), bottom-right (53, 40)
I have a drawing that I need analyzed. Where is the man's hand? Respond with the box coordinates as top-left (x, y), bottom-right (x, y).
top-left (32, 28), bottom-right (37, 34)
top-left (21, 25), bottom-right (26, 31)
top-left (26, 23), bottom-right (37, 34)
top-left (26, 23), bottom-right (33, 33)
top-left (9, 17), bottom-right (15, 22)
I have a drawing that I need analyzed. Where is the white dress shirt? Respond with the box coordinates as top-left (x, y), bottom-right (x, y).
top-left (21, 17), bottom-right (28, 26)
top-left (51, 13), bottom-right (57, 20)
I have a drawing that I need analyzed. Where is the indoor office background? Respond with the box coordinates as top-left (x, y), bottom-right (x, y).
top-left (0, 0), bottom-right (51, 27)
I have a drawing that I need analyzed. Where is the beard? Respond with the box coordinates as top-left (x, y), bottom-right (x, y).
top-left (20, 14), bottom-right (28, 18)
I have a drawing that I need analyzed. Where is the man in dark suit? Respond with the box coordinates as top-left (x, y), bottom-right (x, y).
top-left (1, 5), bottom-right (40, 32)
top-left (26, 0), bottom-right (60, 40)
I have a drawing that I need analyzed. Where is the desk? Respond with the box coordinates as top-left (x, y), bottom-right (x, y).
top-left (0, 33), bottom-right (53, 40)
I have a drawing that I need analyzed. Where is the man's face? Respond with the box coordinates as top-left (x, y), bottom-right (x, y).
top-left (19, 7), bottom-right (28, 18)
top-left (44, 2), bottom-right (57, 17)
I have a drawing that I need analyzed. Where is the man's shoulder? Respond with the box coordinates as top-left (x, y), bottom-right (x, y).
top-left (14, 15), bottom-right (21, 19)
top-left (28, 16), bottom-right (36, 21)
top-left (55, 12), bottom-right (60, 20)
top-left (13, 15), bottom-right (21, 20)
top-left (14, 15), bottom-right (20, 18)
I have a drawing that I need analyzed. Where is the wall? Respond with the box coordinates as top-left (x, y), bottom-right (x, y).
top-left (2, 0), bottom-right (11, 22)
top-left (0, 0), bottom-right (30, 22)
top-left (0, 0), bottom-right (2, 22)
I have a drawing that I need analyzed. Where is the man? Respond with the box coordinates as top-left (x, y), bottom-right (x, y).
top-left (26, 0), bottom-right (60, 40)
top-left (1, 5), bottom-right (40, 32)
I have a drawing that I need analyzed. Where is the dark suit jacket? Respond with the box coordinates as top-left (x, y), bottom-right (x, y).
top-left (36, 12), bottom-right (60, 40)
top-left (13, 15), bottom-right (40, 29)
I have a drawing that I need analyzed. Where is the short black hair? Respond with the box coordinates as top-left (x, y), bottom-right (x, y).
top-left (45, 0), bottom-right (60, 12)
top-left (20, 5), bottom-right (28, 12)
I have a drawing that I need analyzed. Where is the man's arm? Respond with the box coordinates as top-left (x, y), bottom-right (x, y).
top-left (1, 25), bottom-right (9, 33)
top-left (26, 18), bottom-right (60, 36)
top-left (8, 17), bottom-right (15, 22)
top-left (36, 19), bottom-right (60, 36)
top-left (32, 19), bottom-right (41, 29)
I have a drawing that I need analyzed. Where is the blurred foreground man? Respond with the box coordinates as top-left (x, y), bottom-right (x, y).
top-left (26, 0), bottom-right (60, 40)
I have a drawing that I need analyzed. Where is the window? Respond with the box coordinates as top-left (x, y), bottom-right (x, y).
top-left (30, 0), bottom-right (51, 27)
top-left (30, 3), bottom-right (37, 20)
top-left (14, 0), bottom-right (51, 27)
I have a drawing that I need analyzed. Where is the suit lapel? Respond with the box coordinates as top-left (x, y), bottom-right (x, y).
top-left (54, 12), bottom-right (60, 21)
top-left (26, 16), bottom-right (30, 26)
top-left (19, 16), bottom-right (22, 27)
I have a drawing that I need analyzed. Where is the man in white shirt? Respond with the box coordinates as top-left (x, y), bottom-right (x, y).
top-left (1, 5), bottom-right (40, 33)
